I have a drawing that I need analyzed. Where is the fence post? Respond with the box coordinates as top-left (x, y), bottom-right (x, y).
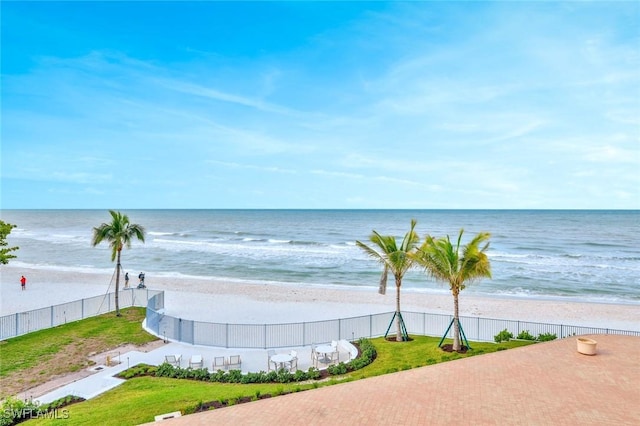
top-left (423, 312), bottom-right (426, 336)
top-left (15, 313), bottom-right (18, 337)
top-left (82, 298), bottom-right (85, 319)
top-left (50, 306), bottom-right (54, 328)
top-left (369, 314), bottom-right (373, 338)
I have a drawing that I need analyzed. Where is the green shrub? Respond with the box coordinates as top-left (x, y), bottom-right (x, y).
top-left (516, 330), bottom-right (536, 341)
top-left (306, 367), bottom-right (321, 380)
top-left (537, 332), bottom-right (557, 342)
top-left (494, 329), bottom-right (513, 343)
top-left (293, 369), bottom-right (308, 382)
top-left (0, 396), bottom-right (78, 426)
top-left (227, 369), bottom-right (244, 383)
top-left (275, 369), bottom-right (293, 383)
top-left (327, 362), bottom-right (349, 375)
top-left (155, 362), bottom-right (177, 378)
top-left (1, 397), bottom-right (38, 426)
top-left (118, 363), bottom-right (157, 379)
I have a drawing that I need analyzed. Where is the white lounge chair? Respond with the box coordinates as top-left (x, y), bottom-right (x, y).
top-left (165, 354), bottom-right (181, 367)
top-left (227, 355), bottom-right (242, 370)
top-left (213, 356), bottom-right (226, 371)
top-left (189, 354), bottom-right (203, 369)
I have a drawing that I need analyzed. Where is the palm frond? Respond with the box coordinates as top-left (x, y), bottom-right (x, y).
top-left (92, 211), bottom-right (146, 262)
top-left (378, 265), bottom-right (388, 295)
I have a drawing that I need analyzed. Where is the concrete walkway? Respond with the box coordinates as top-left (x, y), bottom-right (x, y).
top-left (33, 341), bottom-right (341, 404)
top-left (155, 334), bottom-right (640, 425)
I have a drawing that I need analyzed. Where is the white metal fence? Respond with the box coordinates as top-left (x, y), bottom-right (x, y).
top-left (3, 289), bottom-right (639, 347)
top-left (144, 291), bottom-right (640, 349)
top-left (0, 289), bottom-right (160, 340)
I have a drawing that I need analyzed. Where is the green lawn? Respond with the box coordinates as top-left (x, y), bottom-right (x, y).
top-left (0, 308), bottom-right (158, 398)
top-left (24, 336), bottom-right (533, 425)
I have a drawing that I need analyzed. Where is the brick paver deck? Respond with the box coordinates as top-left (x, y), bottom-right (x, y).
top-left (158, 334), bottom-right (640, 425)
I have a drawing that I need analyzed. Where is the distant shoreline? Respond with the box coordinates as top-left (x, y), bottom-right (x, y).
top-left (4, 260), bottom-right (639, 306)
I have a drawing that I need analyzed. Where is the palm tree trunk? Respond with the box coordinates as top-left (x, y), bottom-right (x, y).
top-left (395, 275), bottom-right (402, 342)
top-left (115, 249), bottom-right (122, 317)
top-left (452, 289), bottom-right (460, 351)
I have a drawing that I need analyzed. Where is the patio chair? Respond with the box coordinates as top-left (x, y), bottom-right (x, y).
top-left (329, 349), bottom-right (340, 365)
top-left (227, 355), bottom-right (242, 370)
top-left (287, 350), bottom-right (298, 372)
top-left (213, 356), bottom-right (226, 371)
top-left (165, 354), bottom-right (181, 367)
top-left (331, 340), bottom-right (340, 364)
top-left (267, 350), bottom-right (277, 371)
top-left (311, 344), bottom-right (319, 368)
top-left (189, 354), bottom-right (203, 369)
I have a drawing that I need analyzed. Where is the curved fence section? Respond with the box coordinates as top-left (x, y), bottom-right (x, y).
top-left (144, 290), bottom-right (640, 349)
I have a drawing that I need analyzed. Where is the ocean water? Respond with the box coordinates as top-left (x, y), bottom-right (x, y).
top-left (1, 209), bottom-right (639, 304)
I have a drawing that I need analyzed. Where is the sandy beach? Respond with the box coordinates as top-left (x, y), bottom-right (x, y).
top-left (1, 265), bottom-right (639, 332)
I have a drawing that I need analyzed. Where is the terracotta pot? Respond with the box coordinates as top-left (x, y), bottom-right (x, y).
top-left (577, 337), bottom-right (597, 355)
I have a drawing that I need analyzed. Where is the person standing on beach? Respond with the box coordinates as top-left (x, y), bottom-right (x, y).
top-left (20, 275), bottom-right (26, 290)
top-left (125, 272), bottom-right (129, 288)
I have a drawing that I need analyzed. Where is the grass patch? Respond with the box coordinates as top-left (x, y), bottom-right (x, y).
top-left (0, 307), bottom-right (157, 398)
top-left (26, 377), bottom-right (320, 425)
top-left (348, 335), bottom-right (531, 379)
top-left (23, 336), bottom-right (533, 425)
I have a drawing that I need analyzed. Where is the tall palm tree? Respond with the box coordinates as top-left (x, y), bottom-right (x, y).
top-left (415, 229), bottom-right (491, 351)
top-left (92, 210), bottom-right (145, 316)
top-left (356, 219), bottom-right (420, 341)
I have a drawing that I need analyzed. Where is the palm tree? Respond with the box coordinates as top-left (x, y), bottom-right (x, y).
top-left (356, 219), bottom-right (420, 341)
top-left (415, 229), bottom-right (491, 351)
top-left (92, 210), bottom-right (145, 316)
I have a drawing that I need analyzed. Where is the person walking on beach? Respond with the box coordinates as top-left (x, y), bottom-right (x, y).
top-left (124, 272), bottom-right (129, 288)
top-left (138, 272), bottom-right (145, 288)
top-left (20, 275), bottom-right (26, 290)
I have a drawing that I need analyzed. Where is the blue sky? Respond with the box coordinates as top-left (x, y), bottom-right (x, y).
top-left (1, 1), bottom-right (639, 209)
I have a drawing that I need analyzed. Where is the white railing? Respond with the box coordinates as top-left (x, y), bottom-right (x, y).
top-left (143, 291), bottom-right (640, 348)
top-left (0, 289), bottom-right (160, 340)
top-left (3, 289), bottom-right (639, 348)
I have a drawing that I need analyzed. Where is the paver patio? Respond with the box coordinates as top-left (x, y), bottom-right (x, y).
top-left (155, 334), bottom-right (640, 425)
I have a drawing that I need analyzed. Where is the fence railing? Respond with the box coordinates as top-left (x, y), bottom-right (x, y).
top-left (0, 289), bottom-right (161, 340)
top-left (144, 291), bottom-right (640, 349)
top-left (3, 289), bottom-right (638, 346)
